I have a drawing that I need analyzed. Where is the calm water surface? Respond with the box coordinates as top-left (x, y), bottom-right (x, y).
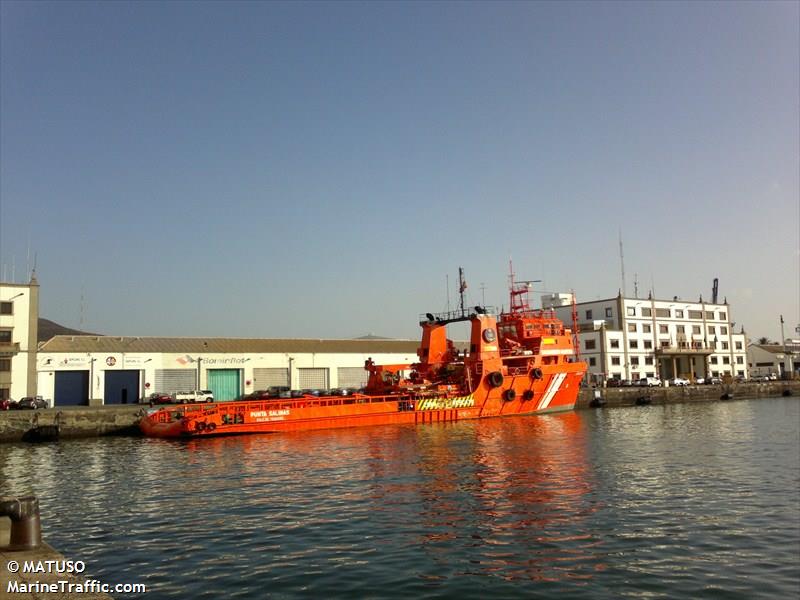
top-left (1, 397), bottom-right (798, 599)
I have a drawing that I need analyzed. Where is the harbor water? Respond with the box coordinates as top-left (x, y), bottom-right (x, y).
top-left (1, 397), bottom-right (798, 598)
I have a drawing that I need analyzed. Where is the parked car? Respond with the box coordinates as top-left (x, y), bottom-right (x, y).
top-left (670, 377), bottom-right (690, 386)
top-left (1, 398), bottom-right (19, 410)
top-left (703, 377), bottom-right (722, 385)
top-left (17, 396), bottom-right (49, 409)
top-left (148, 392), bottom-right (175, 405)
top-left (638, 377), bottom-right (662, 387)
top-left (607, 378), bottom-right (636, 387)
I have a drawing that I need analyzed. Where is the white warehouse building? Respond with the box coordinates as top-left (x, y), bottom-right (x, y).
top-left (543, 292), bottom-right (748, 384)
top-left (36, 336), bottom-right (421, 406)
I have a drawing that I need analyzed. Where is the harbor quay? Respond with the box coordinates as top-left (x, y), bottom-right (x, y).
top-left (1, 519), bottom-right (112, 600)
top-left (0, 381), bottom-right (796, 443)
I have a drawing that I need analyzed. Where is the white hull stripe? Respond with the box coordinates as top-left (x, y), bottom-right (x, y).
top-left (537, 372), bottom-right (566, 410)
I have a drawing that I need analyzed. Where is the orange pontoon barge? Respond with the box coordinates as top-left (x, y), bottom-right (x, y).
top-left (140, 269), bottom-right (587, 438)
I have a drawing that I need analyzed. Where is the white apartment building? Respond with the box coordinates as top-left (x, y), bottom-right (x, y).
top-left (0, 276), bottom-right (40, 400)
top-left (543, 292), bottom-right (748, 383)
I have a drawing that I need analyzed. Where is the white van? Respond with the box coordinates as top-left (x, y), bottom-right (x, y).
top-left (174, 390), bottom-right (214, 403)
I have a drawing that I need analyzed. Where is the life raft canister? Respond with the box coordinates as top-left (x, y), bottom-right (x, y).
top-left (487, 371), bottom-right (504, 388)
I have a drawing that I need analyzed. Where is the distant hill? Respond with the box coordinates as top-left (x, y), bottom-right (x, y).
top-left (38, 318), bottom-right (98, 342)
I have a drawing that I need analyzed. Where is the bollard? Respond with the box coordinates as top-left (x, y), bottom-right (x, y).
top-left (0, 496), bottom-right (42, 550)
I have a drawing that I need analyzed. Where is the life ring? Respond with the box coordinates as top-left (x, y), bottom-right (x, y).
top-left (522, 389), bottom-right (534, 401)
top-left (504, 389), bottom-right (516, 402)
top-left (206, 422), bottom-right (217, 432)
top-left (531, 368), bottom-right (543, 379)
top-left (487, 371), bottom-right (504, 388)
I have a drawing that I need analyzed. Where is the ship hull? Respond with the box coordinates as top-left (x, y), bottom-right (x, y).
top-left (140, 365), bottom-right (584, 439)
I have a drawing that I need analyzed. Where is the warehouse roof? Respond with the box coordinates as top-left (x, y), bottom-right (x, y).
top-left (39, 335), bottom-right (422, 355)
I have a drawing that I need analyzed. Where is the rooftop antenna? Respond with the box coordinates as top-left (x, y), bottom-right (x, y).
top-left (711, 278), bottom-right (719, 304)
top-left (80, 285), bottom-right (86, 330)
top-left (634, 273), bottom-right (639, 299)
top-left (618, 230), bottom-right (626, 297)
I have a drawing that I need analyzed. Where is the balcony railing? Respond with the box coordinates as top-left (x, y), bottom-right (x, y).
top-left (0, 341), bottom-right (21, 356)
top-left (655, 342), bottom-right (714, 355)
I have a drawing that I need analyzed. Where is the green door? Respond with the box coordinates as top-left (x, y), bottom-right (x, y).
top-left (208, 369), bottom-right (241, 401)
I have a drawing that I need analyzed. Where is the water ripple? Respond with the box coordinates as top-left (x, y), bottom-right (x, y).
top-left (1, 398), bottom-right (798, 598)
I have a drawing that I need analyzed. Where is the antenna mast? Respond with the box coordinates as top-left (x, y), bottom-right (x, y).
top-left (618, 230), bottom-right (626, 297)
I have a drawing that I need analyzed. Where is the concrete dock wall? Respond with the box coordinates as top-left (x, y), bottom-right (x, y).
top-left (0, 382), bottom-right (797, 443)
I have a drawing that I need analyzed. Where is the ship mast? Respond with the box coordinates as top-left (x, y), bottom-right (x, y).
top-left (458, 267), bottom-right (467, 317)
top-left (508, 259), bottom-right (539, 314)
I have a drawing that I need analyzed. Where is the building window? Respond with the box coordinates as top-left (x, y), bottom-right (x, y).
top-left (610, 339), bottom-right (620, 349)
top-left (0, 302), bottom-right (11, 315)
top-left (641, 307), bottom-right (652, 317)
top-left (737, 370), bottom-right (744, 376)
top-left (611, 357), bottom-right (621, 366)
top-left (720, 326), bottom-right (728, 334)
top-left (631, 357), bottom-right (640, 366)
top-left (708, 326), bottom-right (716, 334)
top-left (661, 340), bottom-right (670, 348)
top-left (585, 340), bottom-right (596, 350)
top-left (643, 324), bottom-right (651, 333)
top-left (677, 325), bottom-right (685, 333)
top-left (692, 326), bottom-right (701, 334)
top-left (605, 307), bottom-right (612, 318)
top-left (628, 323), bottom-right (637, 332)
top-left (0, 359), bottom-right (9, 372)
top-left (629, 340), bottom-right (638, 349)
top-left (659, 325), bottom-right (669, 334)
top-left (723, 356), bottom-right (730, 365)
top-left (722, 342), bottom-right (729, 350)
top-left (589, 357), bottom-right (596, 366)
top-left (689, 310), bottom-right (703, 319)
top-left (712, 371), bottom-right (719, 377)
top-left (644, 340), bottom-right (652, 349)
top-left (631, 371), bottom-right (640, 380)
top-left (656, 308), bottom-right (670, 318)
top-left (645, 357), bottom-right (654, 365)
top-left (736, 356), bottom-right (744, 364)
top-left (0, 330), bottom-right (11, 343)
top-left (585, 310), bottom-right (593, 320)
top-left (719, 312), bottom-right (727, 320)
top-left (0, 387), bottom-right (9, 400)
top-left (675, 309), bottom-right (684, 318)
top-left (705, 311), bottom-right (714, 319)
top-left (735, 341), bottom-right (742, 350)
top-left (627, 307), bottom-right (636, 316)
top-left (710, 356), bottom-right (718, 364)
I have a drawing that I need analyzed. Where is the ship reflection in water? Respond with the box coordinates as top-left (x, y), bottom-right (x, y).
top-left (1, 398), bottom-right (798, 599)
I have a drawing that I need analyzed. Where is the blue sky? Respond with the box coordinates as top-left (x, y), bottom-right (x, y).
top-left (1, 1), bottom-right (798, 340)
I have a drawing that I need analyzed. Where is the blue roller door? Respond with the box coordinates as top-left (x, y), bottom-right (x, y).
top-left (54, 371), bottom-right (89, 406)
top-left (104, 370), bottom-right (140, 405)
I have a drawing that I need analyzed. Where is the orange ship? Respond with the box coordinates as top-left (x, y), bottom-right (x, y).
top-left (140, 268), bottom-right (587, 438)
